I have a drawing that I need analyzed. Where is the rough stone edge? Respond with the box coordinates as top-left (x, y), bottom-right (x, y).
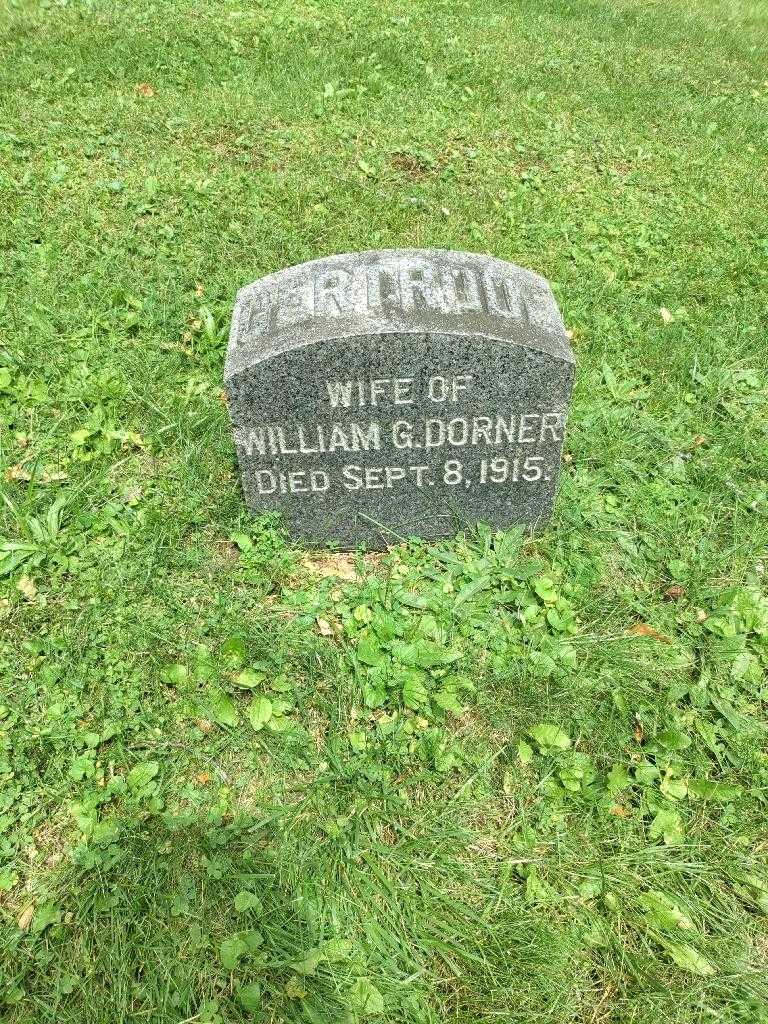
top-left (224, 330), bottom-right (576, 393)
top-left (230, 247), bottom-right (554, 304)
top-left (225, 249), bottom-right (574, 380)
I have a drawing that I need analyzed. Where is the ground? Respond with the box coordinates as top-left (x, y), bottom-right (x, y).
top-left (1, 0), bottom-right (767, 1021)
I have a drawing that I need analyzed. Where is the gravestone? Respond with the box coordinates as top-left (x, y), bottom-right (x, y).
top-left (225, 249), bottom-right (574, 549)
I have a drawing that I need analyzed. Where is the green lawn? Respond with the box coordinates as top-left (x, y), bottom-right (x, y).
top-left (1, 0), bottom-right (767, 1020)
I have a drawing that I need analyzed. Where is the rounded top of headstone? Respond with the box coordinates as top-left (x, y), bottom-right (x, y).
top-left (226, 248), bottom-right (573, 381)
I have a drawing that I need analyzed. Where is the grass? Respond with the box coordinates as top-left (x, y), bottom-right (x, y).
top-left (1, 0), bottom-right (767, 1020)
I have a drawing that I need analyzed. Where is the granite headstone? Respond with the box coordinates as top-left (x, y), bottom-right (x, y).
top-left (225, 249), bottom-right (574, 548)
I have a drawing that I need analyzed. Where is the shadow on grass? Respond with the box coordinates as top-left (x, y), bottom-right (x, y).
top-left (3, 802), bottom-right (594, 1024)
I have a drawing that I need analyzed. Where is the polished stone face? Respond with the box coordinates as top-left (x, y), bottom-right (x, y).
top-left (225, 249), bottom-right (575, 549)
